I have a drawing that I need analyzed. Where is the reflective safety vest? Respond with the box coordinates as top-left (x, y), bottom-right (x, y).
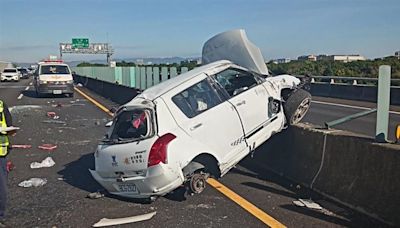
top-left (0, 100), bottom-right (9, 156)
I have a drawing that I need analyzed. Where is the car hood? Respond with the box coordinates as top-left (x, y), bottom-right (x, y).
top-left (202, 29), bottom-right (269, 76)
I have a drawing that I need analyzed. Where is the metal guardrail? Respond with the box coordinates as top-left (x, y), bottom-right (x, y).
top-left (296, 75), bottom-right (400, 86)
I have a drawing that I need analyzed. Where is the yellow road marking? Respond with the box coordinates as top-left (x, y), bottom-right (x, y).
top-left (75, 86), bottom-right (286, 228)
top-left (74, 87), bottom-right (113, 116)
top-left (207, 178), bottom-right (286, 228)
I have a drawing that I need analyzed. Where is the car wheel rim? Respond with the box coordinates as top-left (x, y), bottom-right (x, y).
top-left (291, 98), bottom-right (311, 124)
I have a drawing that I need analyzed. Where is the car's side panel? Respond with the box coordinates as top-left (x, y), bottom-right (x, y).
top-left (161, 73), bottom-right (247, 174)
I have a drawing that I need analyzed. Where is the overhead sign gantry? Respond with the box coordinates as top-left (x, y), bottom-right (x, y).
top-left (59, 38), bottom-right (114, 64)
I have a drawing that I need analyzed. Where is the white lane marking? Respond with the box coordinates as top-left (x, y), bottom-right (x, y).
top-left (25, 86), bottom-right (29, 90)
top-left (312, 100), bottom-right (400, 115)
top-left (17, 94), bottom-right (23, 100)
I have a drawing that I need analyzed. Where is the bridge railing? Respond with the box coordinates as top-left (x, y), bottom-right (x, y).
top-left (296, 75), bottom-right (400, 87)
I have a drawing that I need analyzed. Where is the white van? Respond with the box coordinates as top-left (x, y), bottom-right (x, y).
top-left (34, 60), bottom-right (74, 97)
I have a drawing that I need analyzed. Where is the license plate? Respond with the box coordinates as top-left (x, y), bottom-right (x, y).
top-left (53, 90), bottom-right (62, 94)
top-left (117, 183), bottom-right (138, 193)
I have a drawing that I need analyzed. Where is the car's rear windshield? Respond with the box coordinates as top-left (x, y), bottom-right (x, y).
top-left (17, 69), bottom-right (27, 73)
top-left (109, 109), bottom-right (153, 142)
top-left (40, 65), bottom-right (70, 74)
top-left (3, 69), bottom-right (17, 73)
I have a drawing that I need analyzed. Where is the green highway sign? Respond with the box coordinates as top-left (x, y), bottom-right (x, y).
top-left (72, 38), bottom-right (89, 49)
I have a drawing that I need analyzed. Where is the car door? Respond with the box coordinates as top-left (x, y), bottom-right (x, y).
top-left (211, 68), bottom-right (271, 147)
top-left (165, 74), bottom-right (248, 170)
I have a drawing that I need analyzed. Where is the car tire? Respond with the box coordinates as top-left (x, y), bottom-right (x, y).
top-left (283, 89), bottom-right (311, 125)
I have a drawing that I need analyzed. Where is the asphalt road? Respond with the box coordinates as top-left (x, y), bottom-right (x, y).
top-left (0, 79), bottom-right (391, 227)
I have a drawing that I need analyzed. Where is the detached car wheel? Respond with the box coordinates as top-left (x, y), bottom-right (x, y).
top-left (283, 89), bottom-right (311, 125)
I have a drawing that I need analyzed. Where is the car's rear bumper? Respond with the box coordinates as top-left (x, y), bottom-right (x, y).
top-left (89, 163), bottom-right (184, 199)
top-left (36, 83), bottom-right (74, 94)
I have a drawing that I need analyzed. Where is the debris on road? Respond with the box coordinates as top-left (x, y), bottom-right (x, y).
top-left (293, 199), bottom-right (323, 210)
top-left (42, 120), bottom-right (66, 125)
top-left (87, 191), bottom-right (105, 199)
top-left (11, 144), bottom-right (32, 149)
top-left (92, 211), bottom-right (156, 227)
top-left (6, 161), bottom-right (14, 172)
top-left (38, 144), bottom-right (58, 151)
top-left (18, 178), bottom-right (48, 187)
top-left (77, 83), bottom-right (83, 87)
top-left (30, 157), bottom-right (55, 169)
top-left (46, 112), bottom-right (60, 120)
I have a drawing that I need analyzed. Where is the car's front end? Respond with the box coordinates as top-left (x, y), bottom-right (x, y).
top-left (89, 102), bottom-right (184, 199)
top-left (36, 79), bottom-right (74, 95)
top-left (1, 71), bottom-right (19, 82)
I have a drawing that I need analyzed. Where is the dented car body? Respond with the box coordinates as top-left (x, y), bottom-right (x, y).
top-left (90, 30), bottom-right (311, 200)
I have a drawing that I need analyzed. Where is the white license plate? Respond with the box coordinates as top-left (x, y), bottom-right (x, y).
top-left (117, 183), bottom-right (138, 193)
top-left (53, 90), bottom-right (62, 94)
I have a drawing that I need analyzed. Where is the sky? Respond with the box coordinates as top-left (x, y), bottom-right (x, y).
top-left (0, 0), bottom-right (399, 63)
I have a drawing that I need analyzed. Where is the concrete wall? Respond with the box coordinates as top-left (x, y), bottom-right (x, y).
top-left (254, 123), bottom-right (400, 226)
top-left (73, 74), bottom-right (138, 104)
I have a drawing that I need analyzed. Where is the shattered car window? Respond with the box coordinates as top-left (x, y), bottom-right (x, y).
top-left (213, 68), bottom-right (259, 96)
top-left (172, 79), bottom-right (222, 118)
top-left (110, 109), bottom-right (152, 141)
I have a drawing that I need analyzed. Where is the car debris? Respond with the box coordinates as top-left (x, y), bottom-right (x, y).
top-left (30, 157), bottom-right (55, 169)
top-left (87, 191), bottom-right (105, 199)
top-left (6, 161), bottom-right (14, 172)
top-left (18, 178), bottom-right (48, 187)
top-left (38, 144), bottom-right (58, 151)
top-left (293, 199), bottom-right (323, 210)
top-left (11, 144), bottom-right (32, 149)
top-left (42, 120), bottom-right (66, 125)
top-left (92, 211), bottom-right (156, 227)
top-left (46, 111), bottom-right (60, 120)
top-left (90, 29), bottom-right (311, 201)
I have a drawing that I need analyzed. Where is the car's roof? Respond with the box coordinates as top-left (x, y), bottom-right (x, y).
top-left (4, 68), bottom-right (17, 70)
top-left (39, 62), bottom-right (69, 66)
top-left (130, 60), bottom-right (233, 103)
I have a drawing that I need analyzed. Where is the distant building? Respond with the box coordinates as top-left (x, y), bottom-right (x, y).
top-left (298, 55), bottom-right (317, 61)
top-left (317, 54), bottom-right (366, 62)
top-left (272, 58), bottom-right (291, 64)
top-left (395, 51), bottom-right (400, 59)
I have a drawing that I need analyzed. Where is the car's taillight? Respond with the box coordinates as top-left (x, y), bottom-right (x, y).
top-left (148, 133), bottom-right (176, 167)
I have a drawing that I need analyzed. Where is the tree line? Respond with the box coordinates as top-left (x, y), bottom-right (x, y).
top-left (267, 57), bottom-right (400, 78)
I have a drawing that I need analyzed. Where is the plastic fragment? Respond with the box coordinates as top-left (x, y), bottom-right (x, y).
top-left (297, 199), bottom-right (323, 210)
top-left (92, 211), bottom-right (156, 227)
top-left (11, 144), bottom-right (32, 149)
top-left (87, 191), bottom-right (105, 199)
top-left (30, 157), bottom-right (55, 169)
top-left (42, 120), bottom-right (66, 124)
top-left (77, 83), bottom-right (83, 87)
top-left (47, 112), bottom-right (56, 118)
top-left (6, 161), bottom-right (14, 172)
top-left (18, 178), bottom-right (47, 187)
top-left (38, 144), bottom-right (58, 151)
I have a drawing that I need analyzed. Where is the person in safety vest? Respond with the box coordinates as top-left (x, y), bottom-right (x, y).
top-left (0, 99), bottom-right (14, 227)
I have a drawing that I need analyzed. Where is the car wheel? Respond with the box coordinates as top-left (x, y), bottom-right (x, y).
top-left (283, 89), bottom-right (311, 125)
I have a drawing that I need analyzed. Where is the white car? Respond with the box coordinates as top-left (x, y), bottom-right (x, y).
top-left (90, 30), bottom-right (311, 201)
top-left (1, 68), bottom-right (20, 82)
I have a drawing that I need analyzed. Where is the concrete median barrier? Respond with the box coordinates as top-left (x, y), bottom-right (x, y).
top-left (254, 123), bottom-right (400, 226)
top-left (73, 74), bottom-right (139, 104)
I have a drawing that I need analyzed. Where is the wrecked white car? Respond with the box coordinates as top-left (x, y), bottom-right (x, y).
top-left (90, 30), bottom-right (311, 201)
